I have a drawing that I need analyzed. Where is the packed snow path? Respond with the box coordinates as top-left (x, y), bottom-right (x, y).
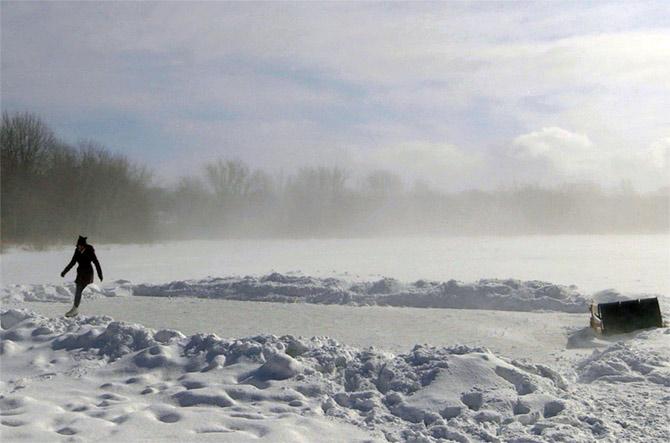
top-left (18, 298), bottom-right (584, 362)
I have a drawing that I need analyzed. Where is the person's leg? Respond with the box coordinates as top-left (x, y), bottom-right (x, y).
top-left (74, 283), bottom-right (85, 307)
top-left (66, 284), bottom-right (84, 317)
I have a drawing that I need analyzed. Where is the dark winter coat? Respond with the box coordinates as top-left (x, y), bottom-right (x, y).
top-left (62, 245), bottom-right (103, 285)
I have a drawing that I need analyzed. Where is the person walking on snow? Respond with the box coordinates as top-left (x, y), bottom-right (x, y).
top-left (61, 236), bottom-right (103, 317)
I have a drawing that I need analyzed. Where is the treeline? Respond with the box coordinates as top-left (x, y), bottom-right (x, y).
top-left (1, 112), bottom-right (154, 246)
top-left (163, 165), bottom-right (668, 238)
top-left (1, 112), bottom-right (668, 246)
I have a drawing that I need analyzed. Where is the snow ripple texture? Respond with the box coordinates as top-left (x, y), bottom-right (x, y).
top-left (3, 309), bottom-right (668, 442)
top-left (2, 274), bottom-right (595, 313)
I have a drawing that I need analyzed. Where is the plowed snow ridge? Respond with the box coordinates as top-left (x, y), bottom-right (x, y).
top-left (0, 273), bottom-right (614, 313)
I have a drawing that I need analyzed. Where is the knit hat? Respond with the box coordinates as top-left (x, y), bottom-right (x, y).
top-left (77, 236), bottom-right (88, 246)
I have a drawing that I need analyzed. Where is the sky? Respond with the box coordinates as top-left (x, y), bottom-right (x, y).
top-left (2, 1), bottom-right (669, 191)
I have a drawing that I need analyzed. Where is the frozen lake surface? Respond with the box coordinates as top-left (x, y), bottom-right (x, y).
top-left (3, 235), bottom-right (669, 295)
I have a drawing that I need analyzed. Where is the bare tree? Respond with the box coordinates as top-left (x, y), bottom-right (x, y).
top-left (1, 112), bottom-right (56, 242)
top-left (284, 166), bottom-right (350, 235)
top-left (2, 112), bottom-right (668, 244)
top-left (363, 169), bottom-right (403, 199)
top-left (1, 112), bottom-right (156, 246)
top-left (205, 159), bottom-right (252, 203)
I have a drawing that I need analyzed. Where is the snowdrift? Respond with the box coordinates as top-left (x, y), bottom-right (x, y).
top-left (3, 309), bottom-right (667, 442)
top-left (576, 328), bottom-right (670, 386)
top-left (1, 281), bottom-right (133, 303)
top-left (2, 274), bottom-right (595, 313)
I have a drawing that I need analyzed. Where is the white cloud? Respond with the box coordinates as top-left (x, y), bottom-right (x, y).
top-left (509, 128), bottom-right (670, 189)
top-left (511, 127), bottom-right (597, 176)
top-left (646, 137), bottom-right (670, 170)
top-left (2, 2), bottom-right (669, 190)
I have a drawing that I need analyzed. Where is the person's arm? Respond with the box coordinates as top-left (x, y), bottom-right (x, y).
top-left (90, 247), bottom-right (103, 281)
top-left (61, 250), bottom-right (77, 277)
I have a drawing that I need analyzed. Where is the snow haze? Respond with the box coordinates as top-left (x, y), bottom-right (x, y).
top-left (2, 235), bottom-right (670, 295)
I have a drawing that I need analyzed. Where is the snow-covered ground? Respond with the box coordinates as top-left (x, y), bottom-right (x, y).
top-left (1, 307), bottom-right (668, 442)
top-left (1, 238), bottom-right (669, 442)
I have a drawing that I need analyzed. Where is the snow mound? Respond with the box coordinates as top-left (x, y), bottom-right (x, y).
top-left (1, 280), bottom-right (132, 303)
top-left (134, 274), bottom-right (592, 312)
top-left (577, 328), bottom-right (670, 386)
top-left (2, 309), bottom-right (650, 442)
top-left (3, 274), bottom-right (596, 312)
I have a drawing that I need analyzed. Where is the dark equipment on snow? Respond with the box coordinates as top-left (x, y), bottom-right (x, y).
top-left (590, 297), bottom-right (663, 335)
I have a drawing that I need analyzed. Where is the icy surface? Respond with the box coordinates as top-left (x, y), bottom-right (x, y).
top-left (3, 274), bottom-right (596, 313)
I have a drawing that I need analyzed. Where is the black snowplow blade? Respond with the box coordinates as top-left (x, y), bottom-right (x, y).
top-left (590, 297), bottom-right (663, 335)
